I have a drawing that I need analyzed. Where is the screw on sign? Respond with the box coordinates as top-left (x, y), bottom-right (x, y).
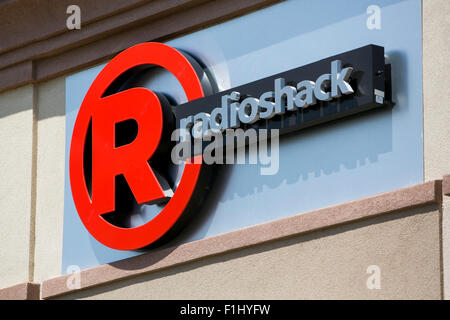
top-left (70, 43), bottom-right (204, 250)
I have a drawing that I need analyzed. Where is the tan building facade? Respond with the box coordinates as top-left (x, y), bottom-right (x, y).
top-left (0, 0), bottom-right (449, 300)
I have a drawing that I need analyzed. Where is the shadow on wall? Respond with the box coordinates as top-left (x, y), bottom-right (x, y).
top-left (85, 102), bottom-right (394, 265)
top-left (87, 47), bottom-right (407, 262)
top-left (164, 49), bottom-right (407, 246)
top-left (0, 86), bottom-right (34, 119)
top-left (0, 79), bottom-right (66, 120)
top-left (166, 106), bottom-right (394, 246)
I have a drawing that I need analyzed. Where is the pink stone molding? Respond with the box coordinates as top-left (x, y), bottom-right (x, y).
top-left (0, 282), bottom-right (40, 300)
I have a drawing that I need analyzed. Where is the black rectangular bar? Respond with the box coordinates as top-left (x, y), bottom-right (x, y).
top-left (174, 44), bottom-right (392, 136)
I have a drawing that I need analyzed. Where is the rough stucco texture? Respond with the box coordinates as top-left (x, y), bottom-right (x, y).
top-left (423, 0), bottom-right (450, 180)
top-left (33, 77), bottom-right (66, 283)
top-left (57, 206), bottom-right (441, 300)
top-left (0, 85), bottom-right (34, 289)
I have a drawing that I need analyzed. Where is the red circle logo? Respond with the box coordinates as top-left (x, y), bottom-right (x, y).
top-left (70, 42), bottom-right (204, 250)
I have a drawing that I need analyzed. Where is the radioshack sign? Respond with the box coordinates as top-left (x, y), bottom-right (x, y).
top-left (181, 59), bottom-right (354, 140)
top-left (70, 42), bottom-right (391, 250)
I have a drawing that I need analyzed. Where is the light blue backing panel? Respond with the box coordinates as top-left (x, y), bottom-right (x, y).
top-left (63, 0), bottom-right (423, 272)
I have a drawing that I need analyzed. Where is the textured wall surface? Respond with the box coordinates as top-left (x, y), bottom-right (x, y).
top-left (0, 85), bottom-right (34, 288)
top-left (56, 206), bottom-right (441, 300)
top-left (33, 77), bottom-right (66, 283)
top-left (423, 0), bottom-right (450, 298)
top-left (423, 0), bottom-right (450, 180)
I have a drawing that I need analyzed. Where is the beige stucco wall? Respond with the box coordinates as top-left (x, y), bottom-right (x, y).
top-left (0, 85), bottom-right (35, 289)
top-left (0, 76), bottom-right (66, 288)
top-left (56, 206), bottom-right (441, 300)
top-left (423, 0), bottom-right (450, 181)
top-left (423, 0), bottom-right (450, 300)
top-left (33, 77), bottom-right (66, 283)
